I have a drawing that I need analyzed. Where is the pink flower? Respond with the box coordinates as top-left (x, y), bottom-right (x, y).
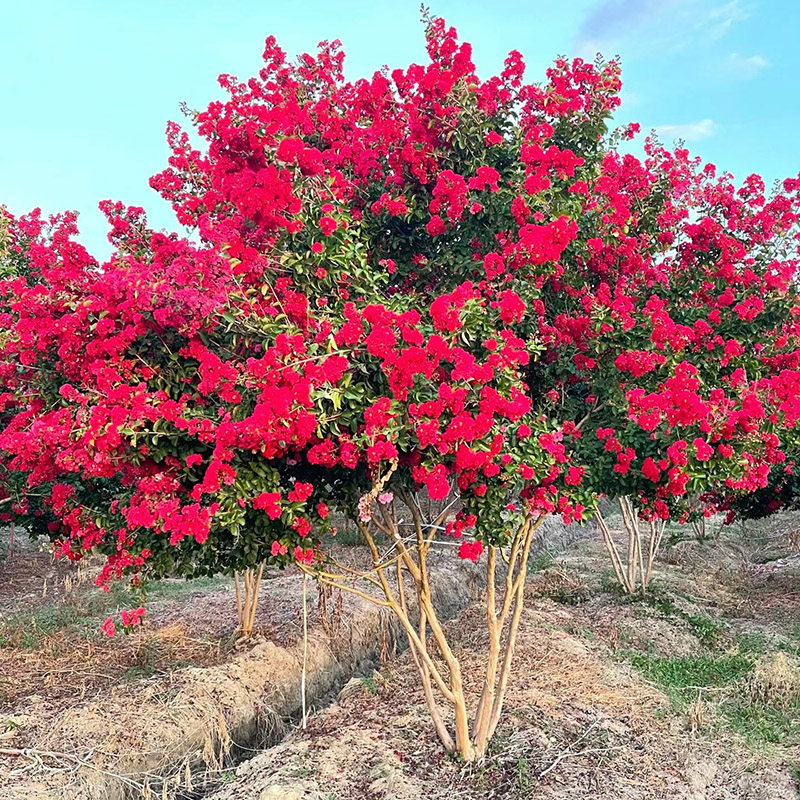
top-left (358, 495), bottom-right (372, 522)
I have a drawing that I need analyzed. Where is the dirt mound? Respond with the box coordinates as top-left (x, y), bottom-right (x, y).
top-left (0, 558), bottom-right (479, 800)
top-left (3, 518), bottom-right (798, 800)
top-left (202, 523), bottom-right (800, 800)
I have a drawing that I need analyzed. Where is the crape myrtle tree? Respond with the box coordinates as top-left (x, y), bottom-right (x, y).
top-left (0, 208), bottom-right (107, 560)
top-left (2, 14), bottom-right (800, 759)
top-left (1, 18), bottom-right (609, 758)
top-left (535, 140), bottom-right (800, 593)
top-left (1, 19), bottom-right (604, 757)
top-left (714, 444), bottom-right (800, 554)
top-left (730, 463), bottom-right (800, 521)
top-left (140, 16), bottom-right (621, 759)
top-left (0, 201), bottom-right (353, 636)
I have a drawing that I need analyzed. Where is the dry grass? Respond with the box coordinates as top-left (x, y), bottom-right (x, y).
top-left (748, 652), bottom-right (800, 708)
top-left (4, 523), bottom-right (800, 799)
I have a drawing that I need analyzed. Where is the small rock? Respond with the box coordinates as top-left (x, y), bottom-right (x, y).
top-left (737, 769), bottom-right (798, 800)
top-left (685, 757), bottom-right (716, 793)
top-left (259, 785), bottom-right (305, 800)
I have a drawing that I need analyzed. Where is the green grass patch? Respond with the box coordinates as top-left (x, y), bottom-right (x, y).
top-left (0, 604), bottom-right (113, 648)
top-left (628, 652), bottom-right (753, 694)
top-left (643, 588), bottom-right (726, 646)
top-left (606, 582), bottom-right (728, 648)
top-left (723, 697), bottom-right (800, 746)
top-left (528, 552), bottom-right (555, 574)
top-left (736, 631), bottom-right (800, 659)
top-left (625, 650), bottom-right (800, 748)
top-left (0, 580), bottom-right (151, 648)
top-left (142, 574), bottom-right (230, 601)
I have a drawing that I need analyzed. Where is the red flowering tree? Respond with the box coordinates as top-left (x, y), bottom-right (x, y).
top-left (3, 14), bottom-right (800, 760)
top-left (0, 202), bottom-right (349, 635)
top-left (539, 142), bottom-right (800, 592)
top-left (136, 16), bottom-right (618, 757)
top-left (0, 207), bottom-right (105, 561)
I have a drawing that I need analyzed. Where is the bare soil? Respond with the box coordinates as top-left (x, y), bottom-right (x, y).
top-left (0, 535), bottom-right (478, 799)
top-left (204, 521), bottom-right (800, 800)
top-left (1, 519), bottom-right (799, 800)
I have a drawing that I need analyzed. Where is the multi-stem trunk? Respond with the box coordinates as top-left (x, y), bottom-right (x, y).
top-left (596, 497), bottom-right (665, 595)
top-left (234, 562), bottom-right (265, 637)
top-left (303, 490), bottom-right (544, 762)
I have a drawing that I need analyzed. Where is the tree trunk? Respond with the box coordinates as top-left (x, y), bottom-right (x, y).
top-left (596, 498), bottom-right (665, 595)
top-left (234, 562), bottom-right (265, 637)
top-left (302, 483), bottom-right (544, 762)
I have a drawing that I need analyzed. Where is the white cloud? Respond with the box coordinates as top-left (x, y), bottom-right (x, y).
top-left (619, 90), bottom-right (642, 107)
top-left (572, 0), bottom-right (685, 56)
top-left (653, 119), bottom-right (717, 141)
top-left (705, 0), bottom-right (750, 40)
top-left (725, 52), bottom-right (768, 78)
top-left (573, 0), bottom-right (753, 58)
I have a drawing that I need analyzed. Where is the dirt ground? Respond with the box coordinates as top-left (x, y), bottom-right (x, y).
top-left (203, 527), bottom-right (800, 800)
top-left (1, 518), bottom-right (799, 799)
top-left (0, 536), bottom-right (385, 719)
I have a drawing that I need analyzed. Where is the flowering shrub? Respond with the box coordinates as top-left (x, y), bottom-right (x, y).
top-left (726, 445), bottom-right (800, 522)
top-left (2, 13), bottom-right (800, 759)
top-left (0, 204), bottom-right (337, 593)
top-left (538, 143), bottom-right (800, 591)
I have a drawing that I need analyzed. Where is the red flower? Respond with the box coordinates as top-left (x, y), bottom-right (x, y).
top-left (693, 438), bottom-right (714, 462)
top-left (294, 546), bottom-right (315, 564)
top-left (271, 540), bottom-right (288, 556)
top-left (458, 540), bottom-right (484, 562)
top-left (288, 481), bottom-right (313, 503)
top-left (426, 215), bottom-right (447, 236)
top-left (319, 216), bottom-right (337, 236)
top-left (426, 464), bottom-right (451, 500)
top-left (253, 492), bottom-right (282, 519)
top-left (641, 457), bottom-right (661, 483)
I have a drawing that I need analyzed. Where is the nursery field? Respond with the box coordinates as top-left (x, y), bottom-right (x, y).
top-left (1, 517), bottom-right (798, 799)
top-left (3, 10), bottom-right (800, 800)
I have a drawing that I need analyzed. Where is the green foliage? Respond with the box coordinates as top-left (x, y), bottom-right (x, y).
top-left (627, 651), bottom-right (753, 692)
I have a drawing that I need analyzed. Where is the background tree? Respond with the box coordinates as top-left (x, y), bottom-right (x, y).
top-left (536, 140), bottom-right (800, 593)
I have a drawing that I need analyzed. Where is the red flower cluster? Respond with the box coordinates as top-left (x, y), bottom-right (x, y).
top-left (1, 14), bottom-right (799, 627)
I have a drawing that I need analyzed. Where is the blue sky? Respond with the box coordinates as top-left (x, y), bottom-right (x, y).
top-left (1, 0), bottom-right (798, 258)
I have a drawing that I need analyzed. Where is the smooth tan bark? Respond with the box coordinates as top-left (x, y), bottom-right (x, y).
top-left (306, 480), bottom-right (544, 761)
top-left (234, 562), bottom-right (265, 637)
top-left (596, 498), bottom-right (666, 595)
